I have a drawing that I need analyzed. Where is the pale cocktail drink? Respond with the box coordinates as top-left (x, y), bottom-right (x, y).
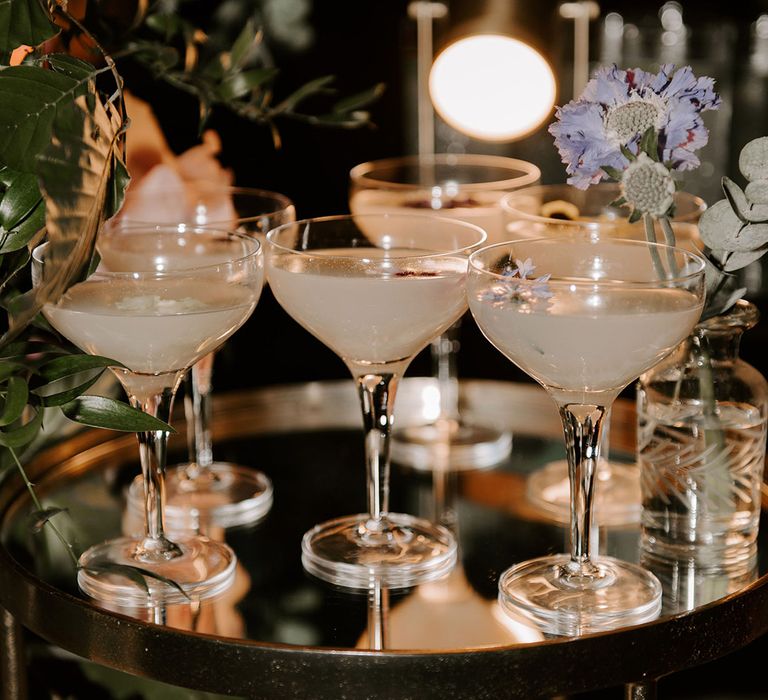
top-left (268, 248), bottom-right (467, 366)
top-left (470, 287), bottom-right (704, 396)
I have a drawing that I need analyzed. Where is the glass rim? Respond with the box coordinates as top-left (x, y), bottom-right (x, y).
top-left (265, 212), bottom-right (487, 260)
top-left (33, 227), bottom-right (262, 280)
top-left (468, 235), bottom-right (708, 287)
top-left (114, 184), bottom-right (295, 226)
top-left (500, 183), bottom-right (707, 226)
top-left (349, 153), bottom-right (541, 191)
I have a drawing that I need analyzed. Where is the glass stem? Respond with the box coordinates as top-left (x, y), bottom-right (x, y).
top-left (560, 402), bottom-right (607, 578)
top-left (356, 372), bottom-right (399, 529)
top-left (130, 388), bottom-right (182, 560)
top-left (184, 353), bottom-right (215, 473)
top-left (431, 320), bottom-right (461, 424)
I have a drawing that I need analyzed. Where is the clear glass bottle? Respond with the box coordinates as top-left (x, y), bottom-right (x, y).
top-left (637, 300), bottom-right (768, 574)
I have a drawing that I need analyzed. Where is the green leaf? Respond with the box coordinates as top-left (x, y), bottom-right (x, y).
top-left (35, 372), bottom-right (103, 407)
top-left (81, 562), bottom-right (189, 599)
top-left (0, 168), bottom-right (42, 229)
top-left (628, 208), bottom-right (643, 224)
top-left (0, 375), bottom-right (28, 426)
top-left (60, 395), bottom-right (175, 433)
top-left (608, 196), bottom-right (627, 208)
top-left (0, 359), bottom-right (29, 381)
top-left (229, 19), bottom-right (259, 69)
top-left (0, 165), bottom-right (45, 254)
top-left (273, 75), bottom-right (336, 114)
top-left (620, 144), bottom-right (636, 162)
top-left (105, 155), bottom-right (130, 221)
top-left (0, 243), bottom-right (30, 292)
top-left (37, 353), bottom-right (123, 382)
top-left (218, 68), bottom-right (277, 101)
top-left (45, 54), bottom-right (99, 81)
top-left (0, 405), bottom-right (42, 447)
top-left (0, 65), bottom-right (93, 173)
top-left (600, 165), bottom-right (625, 182)
top-left (0, 0), bottom-right (59, 52)
top-left (639, 127), bottom-right (659, 160)
top-left (28, 506), bottom-right (68, 533)
top-left (332, 83), bottom-right (385, 115)
top-left (0, 339), bottom-right (67, 359)
top-left (32, 354), bottom-right (117, 407)
top-left (2, 91), bottom-right (125, 345)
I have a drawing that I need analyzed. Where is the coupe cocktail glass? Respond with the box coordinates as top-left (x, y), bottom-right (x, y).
top-left (118, 185), bottom-right (295, 530)
top-left (468, 234), bottom-right (705, 635)
top-left (502, 183), bottom-right (706, 525)
top-left (266, 213), bottom-right (486, 588)
top-left (349, 154), bottom-right (540, 471)
top-left (35, 225), bottom-right (263, 605)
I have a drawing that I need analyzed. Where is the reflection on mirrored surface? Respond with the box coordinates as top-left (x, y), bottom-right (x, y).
top-left (4, 380), bottom-right (767, 650)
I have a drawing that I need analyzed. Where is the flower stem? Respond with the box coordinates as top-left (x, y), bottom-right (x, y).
top-left (643, 214), bottom-right (668, 281)
top-left (658, 216), bottom-right (680, 277)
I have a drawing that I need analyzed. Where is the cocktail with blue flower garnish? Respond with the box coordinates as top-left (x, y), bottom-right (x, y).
top-left (468, 234), bottom-right (706, 635)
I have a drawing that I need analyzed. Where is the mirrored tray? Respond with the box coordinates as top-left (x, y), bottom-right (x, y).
top-left (1, 379), bottom-right (767, 699)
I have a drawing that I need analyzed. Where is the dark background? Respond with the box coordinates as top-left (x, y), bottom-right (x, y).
top-left (124, 2), bottom-right (768, 698)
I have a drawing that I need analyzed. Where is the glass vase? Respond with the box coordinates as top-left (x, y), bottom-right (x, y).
top-left (637, 300), bottom-right (768, 574)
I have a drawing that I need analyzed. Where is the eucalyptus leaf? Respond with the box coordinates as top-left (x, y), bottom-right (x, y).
top-left (61, 395), bottom-right (175, 432)
top-left (699, 200), bottom-right (744, 251)
top-left (0, 405), bottom-right (42, 447)
top-left (721, 176), bottom-right (750, 223)
top-left (0, 0), bottom-right (59, 52)
top-left (28, 506), bottom-right (68, 533)
top-left (722, 246), bottom-right (768, 272)
top-left (628, 207), bottom-right (642, 224)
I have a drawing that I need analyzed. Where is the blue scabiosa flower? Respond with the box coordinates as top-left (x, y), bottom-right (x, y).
top-left (479, 258), bottom-right (553, 309)
top-left (549, 64), bottom-right (720, 194)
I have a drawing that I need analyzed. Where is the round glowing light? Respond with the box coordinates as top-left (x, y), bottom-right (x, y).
top-left (429, 34), bottom-right (556, 141)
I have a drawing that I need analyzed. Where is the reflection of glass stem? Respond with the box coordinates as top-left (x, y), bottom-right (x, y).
top-left (431, 320), bottom-right (461, 426)
top-left (367, 580), bottom-right (390, 650)
top-left (184, 353), bottom-right (216, 474)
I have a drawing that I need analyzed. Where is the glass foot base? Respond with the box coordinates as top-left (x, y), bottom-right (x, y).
top-left (301, 512), bottom-right (457, 589)
top-left (526, 459), bottom-right (641, 526)
top-left (498, 554), bottom-right (661, 637)
top-left (125, 462), bottom-right (273, 534)
top-left (391, 419), bottom-right (512, 471)
top-left (78, 535), bottom-right (236, 607)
